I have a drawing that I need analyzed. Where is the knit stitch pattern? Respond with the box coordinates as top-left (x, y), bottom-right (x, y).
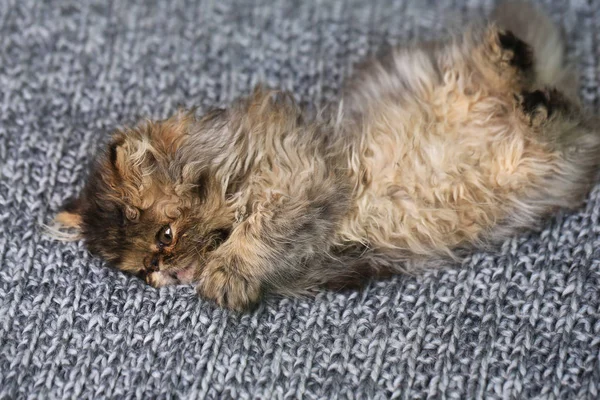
top-left (1, 0), bottom-right (599, 398)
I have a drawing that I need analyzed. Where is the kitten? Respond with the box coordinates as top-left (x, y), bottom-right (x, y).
top-left (55, 1), bottom-right (600, 310)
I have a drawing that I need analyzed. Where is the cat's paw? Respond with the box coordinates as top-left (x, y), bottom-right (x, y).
top-left (518, 89), bottom-right (552, 127)
top-left (478, 26), bottom-right (534, 89)
top-left (486, 27), bottom-right (533, 71)
top-left (517, 88), bottom-right (571, 128)
top-left (196, 258), bottom-right (262, 311)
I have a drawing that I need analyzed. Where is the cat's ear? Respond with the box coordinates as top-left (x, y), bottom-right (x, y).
top-left (108, 134), bottom-right (124, 170)
top-left (106, 133), bottom-right (129, 176)
top-left (105, 132), bottom-right (151, 184)
top-left (55, 197), bottom-right (83, 229)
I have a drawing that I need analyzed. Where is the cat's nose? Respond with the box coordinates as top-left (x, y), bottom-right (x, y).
top-left (145, 255), bottom-right (160, 272)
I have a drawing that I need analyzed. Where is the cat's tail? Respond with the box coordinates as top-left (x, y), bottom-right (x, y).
top-left (491, 1), bottom-right (577, 97)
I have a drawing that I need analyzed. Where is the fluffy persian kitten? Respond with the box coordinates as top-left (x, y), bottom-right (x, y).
top-left (55, 2), bottom-right (600, 310)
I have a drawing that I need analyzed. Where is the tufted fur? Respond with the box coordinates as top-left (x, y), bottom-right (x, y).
top-left (55, 1), bottom-right (600, 310)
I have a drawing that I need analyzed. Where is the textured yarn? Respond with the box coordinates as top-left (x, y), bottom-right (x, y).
top-left (1, 0), bottom-right (600, 399)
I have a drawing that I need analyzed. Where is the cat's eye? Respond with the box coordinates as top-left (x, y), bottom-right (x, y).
top-left (157, 225), bottom-right (173, 246)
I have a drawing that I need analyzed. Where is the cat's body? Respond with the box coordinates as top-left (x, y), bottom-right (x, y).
top-left (56, 2), bottom-right (600, 310)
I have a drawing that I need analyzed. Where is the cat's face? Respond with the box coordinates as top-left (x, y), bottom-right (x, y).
top-left (56, 111), bottom-right (234, 283)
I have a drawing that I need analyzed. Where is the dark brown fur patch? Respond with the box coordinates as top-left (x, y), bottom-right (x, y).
top-left (498, 30), bottom-right (533, 71)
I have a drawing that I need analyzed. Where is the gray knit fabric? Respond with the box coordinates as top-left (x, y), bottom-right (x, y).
top-left (1, 0), bottom-right (599, 399)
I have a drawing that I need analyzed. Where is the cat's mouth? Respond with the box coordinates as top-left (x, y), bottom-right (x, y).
top-left (144, 262), bottom-right (197, 286)
top-left (161, 261), bottom-right (196, 284)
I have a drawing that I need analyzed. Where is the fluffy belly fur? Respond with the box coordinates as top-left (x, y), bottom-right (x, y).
top-left (339, 47), bottom-right (561, 256)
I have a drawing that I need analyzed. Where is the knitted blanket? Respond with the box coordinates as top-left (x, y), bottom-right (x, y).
top-left (1, 0), bottom-right (599, 398)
